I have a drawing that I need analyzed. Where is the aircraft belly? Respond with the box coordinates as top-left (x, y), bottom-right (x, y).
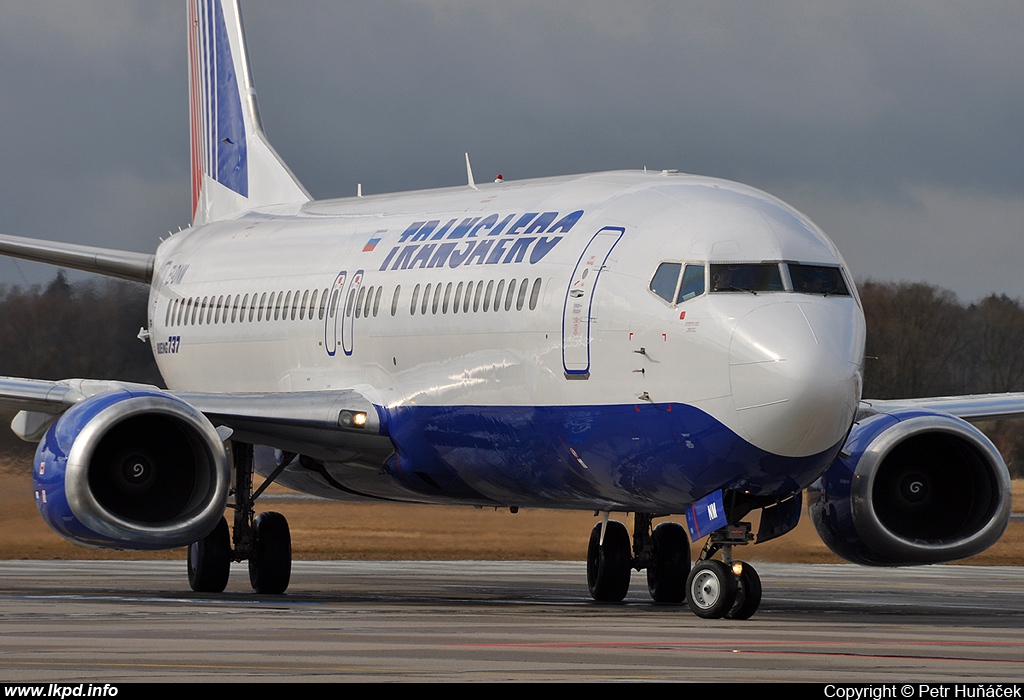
top-left (382, 402), bottom-right (841, 511)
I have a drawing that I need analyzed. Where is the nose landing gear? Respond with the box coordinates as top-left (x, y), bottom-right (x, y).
top-left (686, 522), bottom-right (761, 619)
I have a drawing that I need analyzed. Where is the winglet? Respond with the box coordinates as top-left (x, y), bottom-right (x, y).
top-left (188, 0), bottom-right (310, 224)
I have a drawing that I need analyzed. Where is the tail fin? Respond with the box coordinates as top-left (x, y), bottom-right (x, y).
top-left (188, 0), bottom-right (310, 224)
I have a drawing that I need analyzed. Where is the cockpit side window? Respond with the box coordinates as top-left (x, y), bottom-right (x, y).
top-left (788, 264), bottom-right (850, 296)
top-left (710, 263), bottom-right (783, 293)
top-left (649, 262), bottom-right (682, 303)
top-left (676, 264), bottom-right (705, 302)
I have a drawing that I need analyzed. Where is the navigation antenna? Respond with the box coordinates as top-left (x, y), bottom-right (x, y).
top-left (465, 153), bottom-right (479, 191)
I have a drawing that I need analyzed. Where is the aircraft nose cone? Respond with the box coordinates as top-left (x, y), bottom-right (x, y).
top-left (729, 300), bottom-right (862, 457)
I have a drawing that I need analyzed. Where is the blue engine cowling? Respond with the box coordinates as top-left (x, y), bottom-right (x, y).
top-left (808, 408), bottom-right (1012, 566)
top-left (32, 389), bottom-right (231, 550)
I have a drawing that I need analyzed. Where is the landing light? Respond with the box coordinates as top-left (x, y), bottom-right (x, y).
top-left (338, 411), bottom-right (368, 429)
top-left (731, 562), bottom-right (744, 576)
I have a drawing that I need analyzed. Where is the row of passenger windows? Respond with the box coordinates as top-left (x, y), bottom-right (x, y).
top-left (163, 277), bottom-right (544, 328)
top-left (408, 278), bottom-right (542, 315)
top-left (649, 261), bottom-right (849, 304)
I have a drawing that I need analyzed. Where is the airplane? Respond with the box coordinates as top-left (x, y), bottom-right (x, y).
top-left (0, 0), bottom-right (1019, 620)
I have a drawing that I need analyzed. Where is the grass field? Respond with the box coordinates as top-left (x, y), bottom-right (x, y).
top-left (1, 449), bottom-right (1020, 565)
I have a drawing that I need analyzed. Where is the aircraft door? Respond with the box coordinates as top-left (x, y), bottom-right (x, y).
top-left (324, 271), bottom-right (347, 357)
top-left (341, 269), bottom-right (363, 356)
top-left (561, 226), bottom-right (624, 378)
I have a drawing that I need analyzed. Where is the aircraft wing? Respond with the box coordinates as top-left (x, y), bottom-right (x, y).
top-left (0, 233), bottom-right (154, 284)
top-left (0, 376), bottom-right (387, 460)
top-left (860, 392), bottom-right (1024, 422)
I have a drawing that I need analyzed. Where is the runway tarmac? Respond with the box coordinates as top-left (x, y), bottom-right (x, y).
top-left (0, 560), bottom-right (1022, 682)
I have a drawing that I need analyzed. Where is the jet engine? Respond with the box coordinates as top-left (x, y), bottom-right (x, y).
top-left (32, 390), bottom-right (231, 550)
top-left (808, 409), bottom-right (1011, 566)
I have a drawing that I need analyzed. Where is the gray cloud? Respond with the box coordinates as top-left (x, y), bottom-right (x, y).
top-left (0, 1), bottom-right (1021, 301)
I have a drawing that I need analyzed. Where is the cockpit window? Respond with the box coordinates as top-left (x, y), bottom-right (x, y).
top-left (650, 262), bottom-right (706, 304)
top-left (676, 264), bottom-right (705, 302)
top-left (649, 262), bottom-right (682, 303)
top-left (710, 264), bottom-right (783, 293)
top-left (788, 264), bottom-right (849, 296)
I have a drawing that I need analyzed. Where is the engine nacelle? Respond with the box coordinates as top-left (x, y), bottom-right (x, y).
top-left (32, 390), bottom-right (231, 550)
top-left (808, 409), bottom-right (1011, 566)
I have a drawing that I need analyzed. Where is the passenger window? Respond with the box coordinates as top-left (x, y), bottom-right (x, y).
top-left (650, 262), bottom-right (681, 303)
top-left (432, 283), bottom-right (442, 314)
top-left (529, 278), bottom-right (542, 310)
top-left (494, 280), bottom-right (505, 312)
top-left (355, 287), bottom-right (366, 318)
top-left (483, 280), bottom-right (494, 312)
top-left (453, 282), bottom-right (463, 314)
top-left (327, 289), bottom-right (339, 319)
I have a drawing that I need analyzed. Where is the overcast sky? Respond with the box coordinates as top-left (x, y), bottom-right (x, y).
top-left (0, 1), bottom-right (1021, 302)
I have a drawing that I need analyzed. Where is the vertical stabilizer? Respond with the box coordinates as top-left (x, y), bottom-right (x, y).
top-left (188, 0), bottom-right (310, 224)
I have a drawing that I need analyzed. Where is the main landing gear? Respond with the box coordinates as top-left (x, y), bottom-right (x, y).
top-left (187, 441), bottom-right (293, 595)
top-left (585, 513), bottom-right (762, 619)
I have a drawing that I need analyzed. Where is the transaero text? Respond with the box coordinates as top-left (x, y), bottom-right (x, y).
top-left (377, 210), bottom-right (584, 272)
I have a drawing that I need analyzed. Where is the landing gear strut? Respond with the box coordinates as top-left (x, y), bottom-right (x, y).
top-left (685, 522), bottom-right (761, 619)
top-left (186, 441), bottom-right (293, 594)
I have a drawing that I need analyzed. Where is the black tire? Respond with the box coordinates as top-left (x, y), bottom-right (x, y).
top-left (646, 522), bottom-right (690, 604)
top-left (725, 562), bottom-right (762, 620)
top-left (686, 560), bottom-right (737, 619)
top-left (248, 511), bottom-right (292, 594)
top-left (187, 516), bottom-right (231, 593)
top-left (586, 520), bottom-right (632, 602)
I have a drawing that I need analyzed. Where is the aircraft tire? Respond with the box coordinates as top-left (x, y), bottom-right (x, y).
top-left (587, 520), bottom-right (632, 602)
top-left (725, 562), bottom-right (762, 620)
top-left (686, 560), bottom-right (737, 619)
top-left (646, 522), bottom-right (690, 604)
top-left (248, 511), bottom-right (292, 594)
top-left (187, 516), bottom-right (231, 593)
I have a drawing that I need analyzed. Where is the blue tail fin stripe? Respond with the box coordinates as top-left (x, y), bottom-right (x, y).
top-left (198, 0), bottom-right (247, 197)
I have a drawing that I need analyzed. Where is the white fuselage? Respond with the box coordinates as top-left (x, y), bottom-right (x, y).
top-left (147, 170), bottom-right (865, 508)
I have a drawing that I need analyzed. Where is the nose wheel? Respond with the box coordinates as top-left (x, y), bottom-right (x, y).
top-left (685, 559), bottom-right (761, 619)
top-left (686, 560), bottom-right (736, 618)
